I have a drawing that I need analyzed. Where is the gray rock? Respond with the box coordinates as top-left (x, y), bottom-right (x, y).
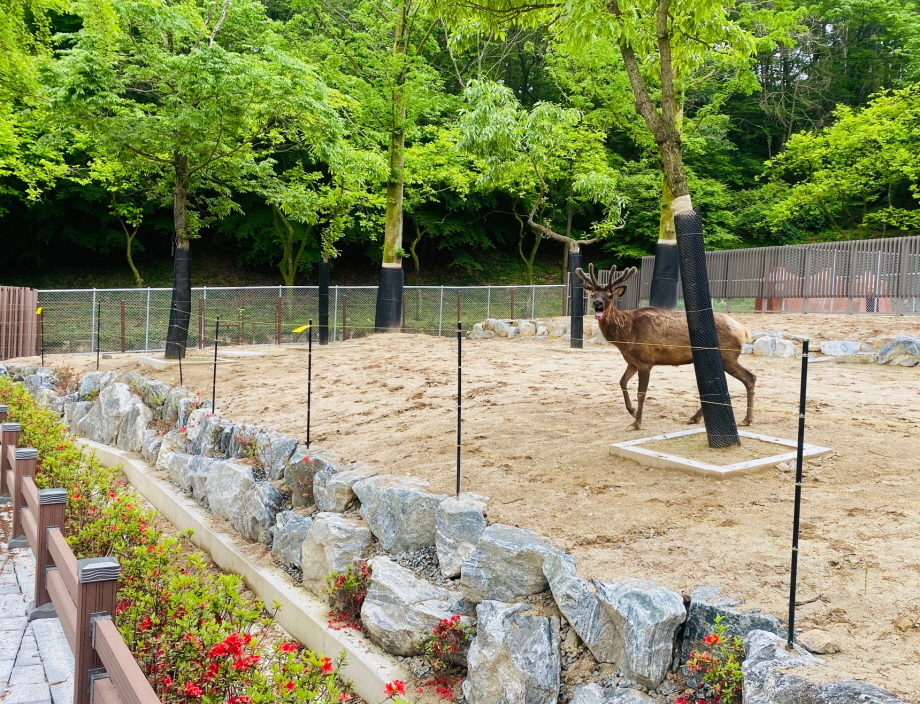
top-left (361, 557), bottom-right (463, 656)
top-left (115, 397), bottom-right (153, 453)
top-left (189, 414), bottom-right (229, 457)
top-left (34, 388), bottom-right (64, 415)
top-left (818, 680), bottom-right (903, 703)
top-left (315, 464), bottom-right (378, 512)
top-left (155, 430), bottom-right (188, 472)
top-left (204, 461), bottom-right (255, 521)
top-left (519, 321), bottom-right (536, 336)
top-left (460, 523), bottom-right (560, 603)
top-left (571, 684), bottom-right (655, 704)
top-left (436, 493), bottom-right (487, 578)
top-left (301, 513), bottom-right (373, 597)
top-left (77, 371), bottom-right (117, 400)
top-left (184, 408), bottom-right (210, 444)
top-left (468, 323), bottom-right (496, 340)
top-left (819, 341), bottom-right (873, 357)
top-left (877, 337), bottom-right (920, 366)
top-left (173, 454), bottom-right (218, 504)
top-left (285, 448), bottom-right (335, 507)
top-left (141, 431), bottom-right (162, 464)
top-left (593, 578), bottom-right (686, 689)
top-left (354, 475), bottom-right (446, 553)
top-left (270, 512), bottom-right (313, 569)
top-left (0, 363), bottom-right (7, 376)
top-left (507, 326), bottom-right (519, 339)
top-left (255, 431), bottom-right (298, 480)
top-left (24, 371), bottom-right (54, 394)
top-left (543, 552), bottom-right (617, 663)
top-left (834, 353), bottom-right (879, 364)
top-left (536, 325), bottom-right (548, 337)
top-left (76, 382), bottom-right (134, 444)
top-left (742, 343), bottom-right (754, 355)
top-left (797, 629), bottom-right (840, 654)
top-left (682, 586), bottom-right (780, 660)
top-left (67, 401), bottom-right (93, 432)
top-left (231, 481), bottom-right (283, 544)
top-left (162, 387), bottom-right (191, 424)
top-left (752, 337), bottom-right (796, 358)
top-left (742, 629), bottom-right (823, 704)
top-left (177, 396), bottom-right (207, 429)
top-left (462, 600), bottom-right (560, 704)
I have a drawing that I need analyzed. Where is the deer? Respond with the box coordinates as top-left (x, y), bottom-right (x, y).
top-left (575, 264), bottom-right (756, 430)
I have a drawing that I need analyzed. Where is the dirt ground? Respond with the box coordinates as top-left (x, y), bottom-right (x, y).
top-left (29, 313), bottom-right (920, 700)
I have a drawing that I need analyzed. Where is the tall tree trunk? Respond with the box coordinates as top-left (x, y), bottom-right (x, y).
top-left (165, 154), bottom-right (192, 360)
top-left (375, 9), bottom-right (407, 332)
top-left (648, 173), bottom-right (679, 308)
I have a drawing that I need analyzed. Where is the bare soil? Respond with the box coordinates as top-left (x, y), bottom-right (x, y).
top-left (30, 313), bottom-right (920, 701)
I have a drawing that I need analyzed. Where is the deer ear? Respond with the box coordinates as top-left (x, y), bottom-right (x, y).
top-left (610, 285), bottom-right (628, 298)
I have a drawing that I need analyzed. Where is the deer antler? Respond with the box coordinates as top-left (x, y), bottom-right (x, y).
top-left (606, 266), bottom-right (638, 291)
top-left (574, 264), bottom-right (599, 290)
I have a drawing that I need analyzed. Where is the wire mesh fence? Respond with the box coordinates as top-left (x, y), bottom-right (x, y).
top-left (35, 285), bottom-right (569, 354)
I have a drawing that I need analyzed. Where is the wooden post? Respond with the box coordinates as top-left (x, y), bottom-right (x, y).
top-left (0, 422), bottom-right (21, 499)
top-left (31, 485), bottom-right (67, 612)
top-left (8, 447), bottom-right (37, 548)
top-left (275, 297), bottom-right (282, 345)
top-left (73, 557), bottom-right (121, 704)
top-left (342, 296), bottom-right (347, 342)
top-left (119, 301), bottom-right (126, 353)
top-left (198, 299), bottom-right (205, 350)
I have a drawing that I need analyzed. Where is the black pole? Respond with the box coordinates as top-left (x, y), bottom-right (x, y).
top-left (318, 259), bottom-right (330, 345)
top-left (95, 300), bottom-right (101, 371)
top-left (165, 246), bottom-right (192, 359)
top-left (39, 309), bottom-right (44, 367)
top-left (568, 250), bottom-right (583, 349)
top-left (212, 316), bottom-right (220, 413)
top-left (456, 321), bottom-right (462, 496)
top-left (673, 198), bottom-right (739, 448)
top-left (306, 320), bottom-right (313, 449)
top-left (787, 338), bottom-right (810, 647)
top-left (178, 337), bottom-right (184, 386)
top-left (648, 241), bottom-right (680, 309)
top-left (374, 266), bottom-right (404, 332)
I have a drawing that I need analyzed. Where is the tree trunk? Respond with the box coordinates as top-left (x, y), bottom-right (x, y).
top-left (648, 173), bottom-right (679, 309)
top-left (165, 154), bottom-right (192, 360)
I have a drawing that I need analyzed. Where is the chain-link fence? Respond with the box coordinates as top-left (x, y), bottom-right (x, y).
top-left (35, 285), bottom-right (568, 354)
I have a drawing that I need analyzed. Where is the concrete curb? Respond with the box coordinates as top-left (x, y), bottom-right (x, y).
top-left (78, 439), bottom-right (410, 704)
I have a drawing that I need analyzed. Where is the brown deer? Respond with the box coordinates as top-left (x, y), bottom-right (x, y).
top-left (576, 264), bottom-right (756, 430)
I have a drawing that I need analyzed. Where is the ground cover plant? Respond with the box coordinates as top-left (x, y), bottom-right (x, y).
top-left (325, 563), bottom-right (371, 631)
top-left (0, 377), bottom-right (355, 703)
top-left (679, 617), bottom-right (745, 704)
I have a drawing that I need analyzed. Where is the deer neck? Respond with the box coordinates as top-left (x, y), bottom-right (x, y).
top-left (599, 304), bottom-right (631, 338)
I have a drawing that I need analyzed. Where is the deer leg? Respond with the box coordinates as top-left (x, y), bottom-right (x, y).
top-left (629, 366), bottom-right (652, 431)
top-left (620, 364), bottom-right (638, 418)
top-left (688, 406), bottom-right (703, 424)
top-left (725, 360), bottom-right (757, 426)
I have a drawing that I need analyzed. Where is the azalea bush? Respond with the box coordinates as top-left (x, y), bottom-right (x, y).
top-left (417, 614), bottom-right (472, 699)
top-left (1, 377), bottom-right (355, 704)
top-left (679, 616), bottom-right (745, 704)
top-left (325, 563), bottom-right (371, 630)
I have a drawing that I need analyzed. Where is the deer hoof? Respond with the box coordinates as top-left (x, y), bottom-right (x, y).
top-left (740, 418), bottom-right (752, 427)
top-left (627, 408), bottom-right (637, 418)
top-left (628, 421), bottom-right (641, 431)
top-left (686, 416), bottom-right (701, 425)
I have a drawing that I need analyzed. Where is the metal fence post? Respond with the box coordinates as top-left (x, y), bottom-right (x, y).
top-left (90, 289), bottom-right (97, 355)
top-left (144, 288), bottom-right (151, 352)
top-left (531, 286), bottom-right (536, 318)
top-left (438, 286), bottom-right (444, 336)
top-left (486, 285), bottom-right (491, 319)
top-left (333, 287), bottom-right (339, 342)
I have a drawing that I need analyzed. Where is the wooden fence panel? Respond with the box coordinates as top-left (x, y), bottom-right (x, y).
top-left (0, 286), bottom-right (39, 359)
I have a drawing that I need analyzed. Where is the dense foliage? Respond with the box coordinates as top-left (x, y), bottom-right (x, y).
top-left (2, 0), bottom-right (920, 287)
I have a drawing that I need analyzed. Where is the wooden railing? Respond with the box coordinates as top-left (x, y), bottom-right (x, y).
top-left (1, 423), bottom-right (161, 704)
top-left (0, 285), bottom-right (39, 360)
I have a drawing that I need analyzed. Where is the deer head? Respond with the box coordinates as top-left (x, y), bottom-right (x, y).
top-left (575, 264), bottom-right (637, 318)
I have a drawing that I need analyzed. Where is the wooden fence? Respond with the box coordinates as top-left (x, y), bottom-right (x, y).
top-left (0, 411), bottom-right (161, 704)
top-left (0, 286), bottom-right (39, 360)
top-left (615, 235), bottom-right (920, 314)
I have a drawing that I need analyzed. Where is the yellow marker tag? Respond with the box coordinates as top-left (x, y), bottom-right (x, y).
top-left (292, 325), bottom-right (310, 333)
top-left (35, 307), bottom-right (43, 315)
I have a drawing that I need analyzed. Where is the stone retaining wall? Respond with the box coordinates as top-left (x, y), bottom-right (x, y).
top-left (1, 362), bottom-right (906, 704)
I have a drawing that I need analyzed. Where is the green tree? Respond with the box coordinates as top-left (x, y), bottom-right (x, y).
top-left (48, 0), bottom-right (341, 356)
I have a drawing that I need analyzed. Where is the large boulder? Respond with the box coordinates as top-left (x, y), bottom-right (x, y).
top-left (115, 397), bottom-right (153, 453)
top-left (270, 512), bottom-right (313, 569)
top-left (571, 684), bottom-right (655, 704)
top-left (681, 586), bottom-right (780, 660)
top-left (361, 557), bottom-right (464, 656)
top-left (255, 431), bottom-right (298, 480)
top-left (162, 387), bottom-right (191, 424)
top-left (436, 493), bottom-right (487, 578)
top-left (543, 552), bottom-right (617, 663)
top-left (462, 600), bottom-right (560, 704)
top-left (752, 337), bottom-right (796, 358)
top-left (301, 513), bottom-right (373, 597)
top-left (877, 337), bottom-right (920, 366)
top-left (140, 431), bottom-right (162, 464)
top-left (593, 578), bottom-right (686, 689)
top-left (820, 341), bottom-right (871, 357)
top-left (231, 481), bottom-right (283, 544)
top-left (204, 461), bottom-right (255, 521)
top-left (34, 388), bottom-right (64, 416)
top-left (155, 430), bottom-right (188, 472)
top-left (165, 453), bottom-right (218, 505)
top-left (67, 401), bottom-right (93, 432)
top-left (77, 371), bottom-right (117, 401)
top-left (285, 448), bottom-right (335, 508)
top-left (76, 382), bottom-right (134, 444)
top-left (314, 464), bottom-right (377, 512)
top-left (354, 475), bottom-right (446, 553)
top-left (460, 524), bottom-right (560, 603)
top-left (189, 414), bottom-right (230, 457)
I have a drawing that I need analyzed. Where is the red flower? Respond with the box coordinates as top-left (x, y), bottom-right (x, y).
top-left (704, 633), bottom-right (721, 646)
top-left (183, 682), bottom-right (202, 698)
top-left (284, 681), bottom-right (295, 692)
top-left (321, 657), bottom-right (334, 674)
top-left (278, 642), bottom-right (298, 653)
top-left (384, 680), bottom-right (406, 697)
top-left (161, 676), bottom-right (173, 688)
top-left (338, 695), bottom-right (353, 702)
top-left (228, 697), bottom-right (253, 704)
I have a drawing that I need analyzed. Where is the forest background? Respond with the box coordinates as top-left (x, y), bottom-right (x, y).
top-left (3, 0), bottom-right (920, 289)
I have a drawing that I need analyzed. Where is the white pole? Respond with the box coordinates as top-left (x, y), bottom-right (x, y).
top-left (487, 286), bottom-right (491, 319)
top-left (91, 289), bottom-right (97, 354)
top-left (145, 288), bottom-right (151, 351)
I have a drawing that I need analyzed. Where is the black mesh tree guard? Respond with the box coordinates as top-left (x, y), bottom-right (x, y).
top-left (374, 265), bottom-right (404, 332)
top-left (165, 247), bottom-right (191, 359)
top-left (648, 241), bottom-right (679, 309)
top-left (568, 250), bottom-right (583, 349)
top-left (673, 199), bottom-right (740, 448)
top-left (318, 259), bottom-right (330, 345)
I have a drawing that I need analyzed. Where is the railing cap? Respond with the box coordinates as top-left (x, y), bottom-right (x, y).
top-left (1, 422), bottom-right (21, 432)
top-left (15, 447), bottom-right (38, 460)
top-left (0, 404), bottom-right (8, 412)
top-left (38, 488), bottom-right (68, 505)
top-left (77, 557), bottom-right (121, 583)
